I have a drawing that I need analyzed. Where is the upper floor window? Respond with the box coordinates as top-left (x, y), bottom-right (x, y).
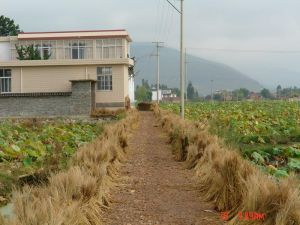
top-left (97, 67), bottom-right (112, 91)
top-left (35, 42), bottom-right (52, 59)
top-left (0, 69), bottom-right (11, 93)
top-left (11, 39), bottom-right (124, 60)
top-left (96, 39), bottom-right (124, 59)
top-left (70, 41), bottom-right (85, 59)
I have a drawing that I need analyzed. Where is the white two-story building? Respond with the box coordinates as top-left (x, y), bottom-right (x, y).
top-left (0, 29), bottom-right (135, 113)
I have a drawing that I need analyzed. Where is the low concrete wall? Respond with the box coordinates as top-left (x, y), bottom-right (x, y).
top-left (0, 80), bottom-right (95, 117)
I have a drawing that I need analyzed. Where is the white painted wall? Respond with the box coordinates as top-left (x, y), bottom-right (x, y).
top-left (152, 90), bottom-right (162, 101)
top-left (128, 76), bottom-right (135, 104)
top-left (0, 42), bottom-right (11, 61)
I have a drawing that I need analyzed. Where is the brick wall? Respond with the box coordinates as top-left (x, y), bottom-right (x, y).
top-left (0, 80), bottom-right (95, 118)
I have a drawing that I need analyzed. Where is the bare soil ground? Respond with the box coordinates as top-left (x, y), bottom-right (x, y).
top-left (102, 112), bottom-right (223, 225)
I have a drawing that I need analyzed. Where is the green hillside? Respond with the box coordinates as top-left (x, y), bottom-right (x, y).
top-left (132, 43), bottom-right (263, 95)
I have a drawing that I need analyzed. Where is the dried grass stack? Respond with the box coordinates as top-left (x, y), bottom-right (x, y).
top-left (153, 104), bottom-right (300, 225)
top-left (1, 110), bottom-right (139, 225)
top-left (91, 108), bottom-right (125, 118)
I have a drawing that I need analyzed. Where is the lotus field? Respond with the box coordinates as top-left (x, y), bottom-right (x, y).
top-left (0, 119), bottom-right (103, 202)
top-left (161, 101), bottom-right (300, 178)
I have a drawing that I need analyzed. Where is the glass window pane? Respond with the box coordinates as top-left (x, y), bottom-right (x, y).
top-left (4, 69), bottom-right (11, 77)
top-left (0, 80), bottom-right (3, 92)
top-left (79, 48), bottom-right (84, 59)
top-left (71, 41), bottom-right (78, 47)
top-left (4, 79), bottom-right (8, 92)
top-left (96, 68), bottom-right (112, 91)
top-left (8, 79), bottom-right (11, 92)
top-left (97, 67), bottom-right (103, 75)
top-left (65, 48), bottom-right (71, 59)
top-left (97, 47), bottom-right (102, 59)
top-left (72, 48), bottom-right (78, 59)
top-left (116, 46), bottom-right (123, 58)
top-left (43, 48), bottom-right (50, 57)
top-left (42, 42), bottom-right (50, 47)
top-left (116, 39), bottom-right (122, 45)
top-left (103, 39), bottom-right (114, 46)
top-left (85, 40), bottom-right (92, 47)
top-left (103, 68), bottom-right (107, 75)
top-left (103, 47), bottom-right (109, 58)
top-left (96, 39), bottom-right (103, 47)
top-left (109, 47), bottom-right (115, 58)
top-left (101, 78), bottom-right (105, 89)
top-left (79, 41), bottom-right (85, 47)
top-left (0, 69), bottom-right (3, 77)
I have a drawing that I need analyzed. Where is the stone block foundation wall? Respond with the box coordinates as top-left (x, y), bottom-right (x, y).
top-left (0, 80), bottom-right (95, 118)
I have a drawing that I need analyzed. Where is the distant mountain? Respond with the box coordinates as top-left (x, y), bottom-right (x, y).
top-left (131, 43), bottom-right (263, 95)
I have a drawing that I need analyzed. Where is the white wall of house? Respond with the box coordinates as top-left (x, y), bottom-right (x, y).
top-left (128, 76), bottom-right (135, 104)
top-left (0, 41), bottom-right (11, 61)
top-left (152, 90), bottom-right (162, 101)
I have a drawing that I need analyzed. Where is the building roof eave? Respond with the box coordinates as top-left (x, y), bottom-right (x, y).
top-left (18, 29), bottom-right (133, 42)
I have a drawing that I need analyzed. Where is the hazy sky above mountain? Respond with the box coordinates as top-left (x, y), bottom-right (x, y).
top-left (2, 0), bottom-right (300, 88)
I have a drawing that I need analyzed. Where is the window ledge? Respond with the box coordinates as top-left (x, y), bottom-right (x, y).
top-left (96, 90), bottom-right (113, 92)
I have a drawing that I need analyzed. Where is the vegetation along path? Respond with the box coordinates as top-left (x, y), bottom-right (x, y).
top-left (103, 112), bottom-right (222, 225)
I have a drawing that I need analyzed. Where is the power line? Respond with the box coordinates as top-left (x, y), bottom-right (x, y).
top-left (165, 0), bottom-right (185, 119)
top-left (135, 53), bottom-right (153, 62)
top-left (157, 0), bottom-right (167, 42)
top-left (161, 1), bottom-right (172, 42)
top-left (153, 0), bottom-right (161, 41)
top-left (187, 47), bottom-right (300, 54)
top-left (166, 0), bottom-right (181, 14)
top-left (165, 0), bottom-right (175, 43)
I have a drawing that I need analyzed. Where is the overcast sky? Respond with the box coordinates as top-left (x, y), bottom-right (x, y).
top-left (2, 0), bottom-right (300, 88)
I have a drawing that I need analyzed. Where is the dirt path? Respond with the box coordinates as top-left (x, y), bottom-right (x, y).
top-left (102, 112), bottom-right (223, 225)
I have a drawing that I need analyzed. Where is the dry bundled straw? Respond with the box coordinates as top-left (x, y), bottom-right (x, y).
top-left (229, 174), bottom-right (300, 225)
top-left (153, 104), bottom-right (300, 225)
top-left (1, 110), bottom-right (139, 225)
top-left (91, 108), bottom-right (125, 118)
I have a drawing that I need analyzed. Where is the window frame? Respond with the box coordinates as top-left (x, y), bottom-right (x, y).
top-left (96, 38), bottom-right (124, 59)
top-left (0, 69), bottom-right (12, 93)
top-left (97, 67), bottom-right (113, 91)
top-left (70, 40), bottom-right (86, 59)
top-left (35, 41), bottom-right (52, 59)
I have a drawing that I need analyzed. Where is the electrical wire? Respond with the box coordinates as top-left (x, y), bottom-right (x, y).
top-left (157, 0), bottom-right (167, 42)
top-left (165, 0), bottom-right (175, 44)
top-left (161, 1), bottom-right (171, 42)
top-left (153, 0), bottom-right (161, 42)
top-left (187, 47), bottom-right (300, 54)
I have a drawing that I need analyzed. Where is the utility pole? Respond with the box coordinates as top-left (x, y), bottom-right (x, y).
top-left (180, 0), bottom-right (185, 119)
top-left (210, 79), bottom-right (214, 103)
top-left (185, 48), bottom-right (188, 101)
top-left (185, 49), bottom-right (193, 102)
top-left (165, 0), bottom-right (185, 118)
top-left (152, 42), bottom-right (164, 104)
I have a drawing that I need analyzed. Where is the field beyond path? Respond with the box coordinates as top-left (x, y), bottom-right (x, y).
top-left (102, 112), bottom-right (222, 225)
